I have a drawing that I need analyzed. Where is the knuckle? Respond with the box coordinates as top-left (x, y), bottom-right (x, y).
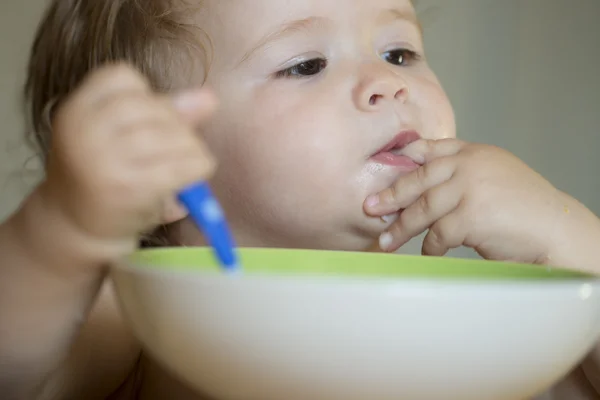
top-left (396, 208), bottom-right (416, 234)
top-left (428, 223), bottom-right (447, 248)
top-left (102, 92), bottom-right (149, 113)
top-left (438, 158), bottom-right (457, 180)
top-left (439, 137), bottom-right (456, 144)
top-left (418, 190), bottom-right (435, 215)
top-left (415, 160), bottom-right (447, 186)
top-left (99, 63), bottom-right (147, 86)
top-left (103, 168), bottom-right (135, 195)
top-left (182, 139), bottom-right (214, 166)
top-left (425, 139), bottom-right (438, 152)
top-left (98, 95), bottom-right (161, 129)
top-left (415, 162), bottom-right (431, 182)
top-left (447, 138), bottom-right (465, 148)
top-left (80, 65), bottom-right (152, 106)
top-left (194, 142), bottom-right (215, 166)
top-left (174, 126), bottom-right (207, 153)
top-left (127, 128), bottom-right (161, 157)
top-left (465, 143), bottom-right (498, 162)
top-left (193, 157), bottom-right (216, 180)
top-left (174, 163), bottom-right (208, 189)
top-left (388, 218), bottom-right (405, 238)
top-left (381, 184), bottom-right (399, 205)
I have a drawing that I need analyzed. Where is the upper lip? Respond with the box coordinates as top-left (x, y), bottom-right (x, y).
top-left (371, 130), bottom-right (421, 156)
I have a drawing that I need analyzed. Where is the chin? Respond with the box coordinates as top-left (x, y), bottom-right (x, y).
top-left (332, 217), bottom-right (388, 253)
top-left (283, 225), bottom-right (379, 253)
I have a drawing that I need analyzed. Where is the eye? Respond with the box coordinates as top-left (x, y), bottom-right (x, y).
top-left (381, 48), bottom-right (421, 66)
top-left (275, 58), bottom-right (328, 78)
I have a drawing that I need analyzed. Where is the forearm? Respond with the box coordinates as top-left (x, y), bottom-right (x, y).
top-left (0, 190), bottom-right (105, 399)
top-left (560, 193), bottom-right (600, 395)
top-left (545, 191), bottom-right (600, 275)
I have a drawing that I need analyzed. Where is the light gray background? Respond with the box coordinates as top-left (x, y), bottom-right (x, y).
top-left (1, 0), bottom-right (598, 259)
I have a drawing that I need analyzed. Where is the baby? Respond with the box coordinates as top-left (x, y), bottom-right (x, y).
top-left (1, 0), bottom-right (600, 399)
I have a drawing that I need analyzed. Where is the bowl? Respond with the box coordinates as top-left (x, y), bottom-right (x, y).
top-left (111, 247), bottom-right (600, 400)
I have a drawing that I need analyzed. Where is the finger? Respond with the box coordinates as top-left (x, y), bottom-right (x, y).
top-left (160, 196), bottom-right (189, 225)
top-left (150, 141), bottom-right (217, 178)
top-left (400, 138), bottom-right (466, 164)
top-left (422, 212), bottom-right (466, 257)
top-left (172, 150), bottom-right (216, 188)
top-left (92, 91), bottom-right (214, 145)
top-left (93, 95), bottom-right (177, 135)
top-left (117, 121), bottom-right (215, 167)
top-left (378, 181), bottom-right (462, 252)
top-left (77, 67), bottom-right (216, 126)
top-left (144, 153), bottom-right (216, 195)
top-left (77, 63), bottom-right (151, 107)
top-left (364, 157), bottom-right (456, 216)
top-left (131, 122), bottom-right (216, 177)
top-left (171, 88), bottom-right (218, 125)
top-left (54, 65), bottom-right (152, 133)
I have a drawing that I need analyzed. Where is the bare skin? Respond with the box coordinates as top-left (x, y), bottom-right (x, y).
top-left (2, 87), bottom-right (600, 399)
top-left (0, 66), bottom-right (217, 400)
top-left (2, 0), bottom-right (600, 398)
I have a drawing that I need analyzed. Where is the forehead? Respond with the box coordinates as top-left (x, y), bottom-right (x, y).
top-left (198, 0), bottom-right (417, 51)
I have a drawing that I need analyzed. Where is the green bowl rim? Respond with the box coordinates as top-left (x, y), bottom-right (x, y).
top-left (124, 247), bottom-right (596, 281)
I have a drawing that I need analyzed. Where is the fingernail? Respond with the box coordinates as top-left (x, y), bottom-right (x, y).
top-left (365, 195), bottom-right (380, 208)
top-left (379, 232), bottom-right (394, 251)
top-left (381, 214), bottom-right (398, 223)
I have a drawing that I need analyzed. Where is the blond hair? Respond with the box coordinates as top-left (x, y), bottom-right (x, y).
top-left (24, 0), bottom-right (208, 246)
top-left (24, 0), bottom-right (206, 161)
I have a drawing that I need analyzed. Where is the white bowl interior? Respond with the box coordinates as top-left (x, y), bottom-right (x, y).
top-left (112, 248), bottom-right (600, 400)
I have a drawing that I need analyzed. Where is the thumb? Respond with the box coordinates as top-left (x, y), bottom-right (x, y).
top-left (172, 88), bottom-right (218, 125)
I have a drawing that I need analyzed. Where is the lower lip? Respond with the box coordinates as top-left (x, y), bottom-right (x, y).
top-left (371, 151), bottom-right (420, 169)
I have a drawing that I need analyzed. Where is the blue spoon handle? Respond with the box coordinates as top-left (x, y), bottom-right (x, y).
top-left (177, 182), bottom-right (239, 272)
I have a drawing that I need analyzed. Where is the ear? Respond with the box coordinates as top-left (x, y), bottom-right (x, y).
top-left (160, 197), bottom-right (189, 225)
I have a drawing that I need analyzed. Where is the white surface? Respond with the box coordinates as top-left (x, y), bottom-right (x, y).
top-left (112, 262), bottom-right (600, 400)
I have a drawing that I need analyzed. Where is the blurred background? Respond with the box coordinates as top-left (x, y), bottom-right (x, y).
top-left (0, 0), bottom-right (598, 259)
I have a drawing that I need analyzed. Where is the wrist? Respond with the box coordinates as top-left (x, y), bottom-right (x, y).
top-left (545, 191), bottom-right (600, 274)
top-left (9, 183), bottom-right (138, 277)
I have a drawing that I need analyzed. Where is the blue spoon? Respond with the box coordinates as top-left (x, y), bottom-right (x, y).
top-left (178, 182), bottom-right (240, 273)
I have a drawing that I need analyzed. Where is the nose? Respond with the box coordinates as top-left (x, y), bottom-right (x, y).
top-left (353, 64), bottom-right (409, 112)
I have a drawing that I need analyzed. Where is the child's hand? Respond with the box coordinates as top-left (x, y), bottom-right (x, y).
top-left (364, 139), bottom-right (568, 264)
top-left (38, 64), bottom-right (217, 257)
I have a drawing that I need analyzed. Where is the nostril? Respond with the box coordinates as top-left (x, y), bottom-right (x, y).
top-left (395, 87), bottom-right (408, 100)
top-left (369, 94), bottom-right (382, 106)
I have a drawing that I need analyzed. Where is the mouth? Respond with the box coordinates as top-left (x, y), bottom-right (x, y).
top-left (370, 130), bottom-right (422, 169)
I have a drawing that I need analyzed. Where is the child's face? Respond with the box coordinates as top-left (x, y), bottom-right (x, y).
top-left (180, 0), bottom-right (456, 250)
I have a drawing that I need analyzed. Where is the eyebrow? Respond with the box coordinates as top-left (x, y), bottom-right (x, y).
top-left (237, 8), bottom-right (422, 67)
top-left (377, 7), bottom-right (422, 33)
top-left (237, 16), bottom-right (332, 66)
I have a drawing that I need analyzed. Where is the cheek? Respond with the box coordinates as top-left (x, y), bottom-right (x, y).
top-left (238, 86), bottom-right (349, 183)
top-left (202, 85), bottom-right (357, 232)
top-left (414, 77), bottom-right (456, 140)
